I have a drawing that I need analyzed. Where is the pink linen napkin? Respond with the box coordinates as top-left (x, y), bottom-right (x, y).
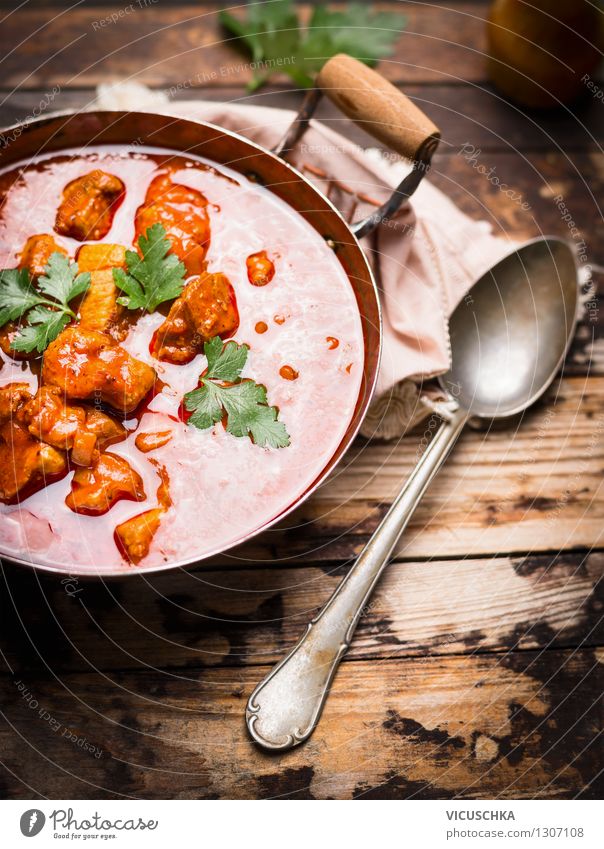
top-left (95, 83), bottom-right (516, 438)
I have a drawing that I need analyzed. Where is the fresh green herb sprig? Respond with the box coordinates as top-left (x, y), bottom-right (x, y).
top-left (0, 254), bottom-right (90, 353)
top-left (220, 0), bottom-right (405, 91)
top-left (114, 223), bottom-right (186, 312)
top-left (184, 336), bottom-right (290, 449)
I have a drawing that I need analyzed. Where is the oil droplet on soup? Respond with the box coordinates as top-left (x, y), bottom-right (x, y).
top-left (255, 321), bottom-right (268, 334)
top-left (246, 250), bottom-right (275, 286)
top-left (279, 365), bottom-right (299, 381)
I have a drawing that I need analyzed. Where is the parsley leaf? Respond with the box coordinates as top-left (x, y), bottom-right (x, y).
top-left (0, 254), bottom-right (90, 354)
top-left (204, 335), bottom-right (248, 381)
top-left (114, 223), bottom-right (187, 312)
top-left (220, 0), bottom-right (405, 91)
top-left (0, 268), bottom-right (40, 326)
top-left (38, 253), bottom-right (90, 305)
top-left (185, 381), bottom-right (224, 431)
top-left (220, 0), bottom-right (301, 90)
top-left (10, 308), bottom-right (71, 354)
top-left (184, 338), bottom-right (290, 449)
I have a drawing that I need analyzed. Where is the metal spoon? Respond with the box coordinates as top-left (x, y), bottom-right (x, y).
top-left (246, 237), bottom-right (579, 751)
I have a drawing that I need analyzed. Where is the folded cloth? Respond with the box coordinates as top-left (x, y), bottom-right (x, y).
top-left (94, 82), bottom-right (516, 438)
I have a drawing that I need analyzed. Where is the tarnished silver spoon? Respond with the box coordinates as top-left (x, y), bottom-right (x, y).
top-left (246, 237), bottom-right (579, 751)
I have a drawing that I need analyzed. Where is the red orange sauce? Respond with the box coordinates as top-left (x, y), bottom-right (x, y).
top-left (0, 147), bottom-right (364, 571)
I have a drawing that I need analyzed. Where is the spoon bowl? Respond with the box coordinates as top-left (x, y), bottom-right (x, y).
top-left (441, 237), bottom-right (579, 418)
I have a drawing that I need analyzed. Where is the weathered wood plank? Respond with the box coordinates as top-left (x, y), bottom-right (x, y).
top-left (430, 151), bottom-right (604, 265)
top-left (0, 649), bottom-right (600, 799)
top-left (2, 82), bottom-right (601, 155)
top-left (1, 551), bottom-right (601, 673)
top-left (0, 4), bottom-right (489, 89)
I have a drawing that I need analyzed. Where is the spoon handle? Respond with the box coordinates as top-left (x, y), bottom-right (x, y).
top-left (246, 405), bottom-right (468, 750)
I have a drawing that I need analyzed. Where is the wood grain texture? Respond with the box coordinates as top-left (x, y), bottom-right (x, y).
top-left (1, 83), bottom-right (602, 155)
top-left (429, 152), bottom-right (604, 265)
top-left (0, 4), bottom-right (487, 89)
top-left (0, 649), bottom-right (601, 799)
top-left (1, 552), bottom-right (602, 674)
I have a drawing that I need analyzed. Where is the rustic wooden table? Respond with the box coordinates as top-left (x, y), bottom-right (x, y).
top-left (0, 1), bottom-right (602, 800)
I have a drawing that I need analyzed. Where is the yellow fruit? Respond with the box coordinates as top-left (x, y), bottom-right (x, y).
top-left (487, 0), bottom-right (603, 108)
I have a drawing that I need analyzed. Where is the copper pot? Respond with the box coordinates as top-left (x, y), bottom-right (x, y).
top-left (0, 55), bottom-right (440, 577)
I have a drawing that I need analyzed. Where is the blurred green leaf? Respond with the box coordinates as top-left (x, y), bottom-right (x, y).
top-left (220, 1), bottom-right (405, 91)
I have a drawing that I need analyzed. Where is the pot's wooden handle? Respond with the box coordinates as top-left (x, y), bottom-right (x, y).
top-left (316, 54), bottom-right (440, 162)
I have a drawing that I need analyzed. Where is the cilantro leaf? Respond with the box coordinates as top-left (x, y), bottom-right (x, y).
top-left (37, 253), bottom-right (90, 305)
top-left (205, 336), bottom-right (249, 382)
top-left (234, 399), bottom-right (291, 448)
top-left (220, 0), bottom-right (405, 91)
top-left (185, 381), bottom-right (224, 431)
top-left (114, 223), bottom-right (186, 312)
top-left (220, 380), bottom-right (268, 437)
top-left (0, 253), bottom-right (90, 354)
top-left (113, 267), bottom-right (146, 309)
top-left (11, 308), bottom-right (71, 354)
top-left (0, 268), bottom-right (41, 326)
top-left (305, 4), bottom-right (405, 68)
top-left (184, 337), bottom-right (290, 449)
top-left (220, 0), bottom-right (301, 90)
top-left (221, 381), bottom-right (289, 447)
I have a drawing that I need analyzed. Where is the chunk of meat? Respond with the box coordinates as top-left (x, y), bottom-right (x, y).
top-left (134, 429), bottom-right (172, 453)
top-left (0, 322), bottom-right (33, 361)
top-left (76, 243), bottom-right (126, 272)
top-left (55, 170), bottom-right (125, 241)
top-left (77, 246), bottom-right (128, 338)
top-left (71, 430), bottom-right (98, 468)
top-left (115, 508), bottom-right (162, 565)
top-left (19, 234), bottom-right (67, 278)
top-left (114, 462), bottom-right (170, 564)
top-left (0, 382), bottom-right (32, 423)
top-left (21, 386), bottom-right (86, 450)
top-left (19, 387), bottom-right (127, 467)
top-left (246, 250), bottom-right (275, 287)
top-left (42, 326), bottom-right (156, 414)
top-left (65, 452), bottom-right (145, 515)
top-left (84, 408), bottom-right (127, 449)
top-left (151, 272), bottom-right (239, 364)
top-left (78, 270), bottom-right (122, 333)
top-left (1, 384), bottom-right (125, 469)
top-left (0, 419), bottom-right (66, 504)
top-left (135, 172), bottom-right (210, 275)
